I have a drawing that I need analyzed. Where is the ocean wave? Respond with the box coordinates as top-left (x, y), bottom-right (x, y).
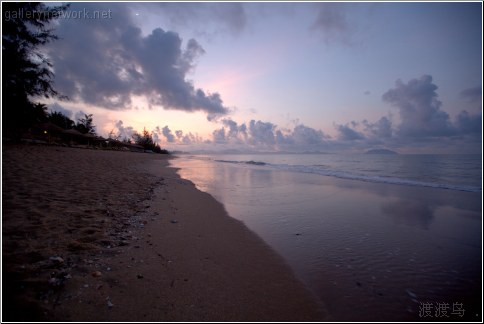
top-left (272, 164), bottom-right (481, 193)
top-left (215, 159), bottom-right (266, 166)
top-left (213, 158), bottom-right (481, 193)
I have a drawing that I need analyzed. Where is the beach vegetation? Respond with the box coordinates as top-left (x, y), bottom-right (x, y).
top-left (108, 129), bottom-right (121, 141)
top-left (133, 128), bottom-right (169, 154)
top-left (47, 111), bottom-right (75, 130)
top-left (75, 113), bottom-right (96, 135)
top-left (2, 2), bottom-right (68, 139)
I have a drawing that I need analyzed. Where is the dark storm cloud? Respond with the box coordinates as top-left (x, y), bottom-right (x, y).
top-left (382, 75), bottom-right (455, 137)
top-left (46, 3), bottom-right (229, 117)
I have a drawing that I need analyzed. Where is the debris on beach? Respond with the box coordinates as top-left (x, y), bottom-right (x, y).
top-left (91, 270), bottom-right (102, 278)
top-left (170, 220), bottom-right (178, 224)
top-left (48, 278), bottom-right (62, 286)
top-left (106, 297), bottom-right (114, 309)
top-left (48, 271), bottom-right (71, 287)
top-left (118, 240), bottom-right (129, 246)
top-left (49, 256), bottom-right (64, 264)
top-left (137, 274), bottom-right (144, 279)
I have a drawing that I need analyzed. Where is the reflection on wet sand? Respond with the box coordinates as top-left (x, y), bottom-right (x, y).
top-left (382, 200), bottom-right (435, 230)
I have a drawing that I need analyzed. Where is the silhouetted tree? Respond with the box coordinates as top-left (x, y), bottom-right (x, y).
top-left (132, 128), bottom-right (154, 148)
top-left (2, 2), bottom-right (68, 138)
top-left (75, 114), bottom-right (96, 135)
top-left (47, 111), bottom-right (75, 130)
top-left (132, 128), bottom-right (168, 153)
top-left (31, 103), bottom-right (49, 124)
top-left (108, 129), bottom-right (121, 141)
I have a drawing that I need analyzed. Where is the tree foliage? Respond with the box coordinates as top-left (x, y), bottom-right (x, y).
top-left (132, 128), bottom-right (168, 153)
top-left (2, 2), bottom-right (68, 137)
top-left (47, 111), bottom-right (75, 130)
top-left (75, 114), bottom-right (96, 135)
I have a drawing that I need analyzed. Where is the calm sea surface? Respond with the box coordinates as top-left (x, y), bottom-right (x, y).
top-left (170, 153), bottom-right (482, 321)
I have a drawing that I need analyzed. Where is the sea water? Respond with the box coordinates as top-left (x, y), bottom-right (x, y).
top-left (170, 153), bottom-right (482, 321)
top-left (185, 153), bottom-right (481, 192)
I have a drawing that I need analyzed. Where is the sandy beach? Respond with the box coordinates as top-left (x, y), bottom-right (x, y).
top-left (2, 145), bottom-right (326, 321)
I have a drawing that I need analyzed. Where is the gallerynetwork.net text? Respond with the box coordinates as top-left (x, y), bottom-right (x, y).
top-left (4, 8), bottom-right (112, 21)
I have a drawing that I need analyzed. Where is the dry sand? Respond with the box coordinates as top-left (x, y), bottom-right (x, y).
top-left (2, 145), bottom-right (326, 321)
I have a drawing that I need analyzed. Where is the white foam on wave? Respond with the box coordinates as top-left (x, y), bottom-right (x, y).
top-left (209, 157), bottom-right (481, 193)
top-left (270, 163), bottom-right (481, 193)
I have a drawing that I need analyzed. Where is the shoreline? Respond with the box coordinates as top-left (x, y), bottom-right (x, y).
top-left (172, 154), bottom-right (482, 321)
top-left (2, 145), bottom-right (326, 321)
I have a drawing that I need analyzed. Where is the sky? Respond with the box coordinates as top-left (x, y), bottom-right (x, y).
top-left (40, 1), bottom-right (482, 153)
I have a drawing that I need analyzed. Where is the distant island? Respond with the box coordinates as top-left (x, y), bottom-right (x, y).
top-left (365, 148), bottom-right (398, 155)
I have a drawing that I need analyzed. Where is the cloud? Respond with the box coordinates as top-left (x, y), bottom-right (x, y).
top-left (382, 75), bottom-right (455, 137)
top-left (208, 119), bottom-right (333, 152)
top-left (455, 110), bottom-right (482, 135)
top-left (287, 124), bottom-right (328, 145)
top-left (335, 122), bottom-right (365, 141)
top-left (248, 120), bottom-right (277, 146)
top-left (47, 3), bottom-right (229, 118)
top-left (180, 132), bottom-right (199, 145)
top-left (459, 86), bottom-right (482, 103)
top-left (381, 75), bottom-right (481, 149)
top-left (311, 3), bottom-right (347, 33)
top-left (310, 3), bottom-right (356, 45)
top-left (212, 127), bottom-right (226, 143)
top-left (162, 125), bottom-right (176, 142)
top-left (113, 120), bottom-right (136, 140)
top-left (222, 119), bottom-right (239, 138)
top-left (363, 116), bottom-right (393, 139)
top-left (144, 2), bottom-right (247, 37)
top-left (220, 118), bottom-right (248, 141)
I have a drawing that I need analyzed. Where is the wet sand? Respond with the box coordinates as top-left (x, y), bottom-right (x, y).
top-left (173, 156), bottom-right (482, 321)
top-left (2, 145), bottom-right (326, 321)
